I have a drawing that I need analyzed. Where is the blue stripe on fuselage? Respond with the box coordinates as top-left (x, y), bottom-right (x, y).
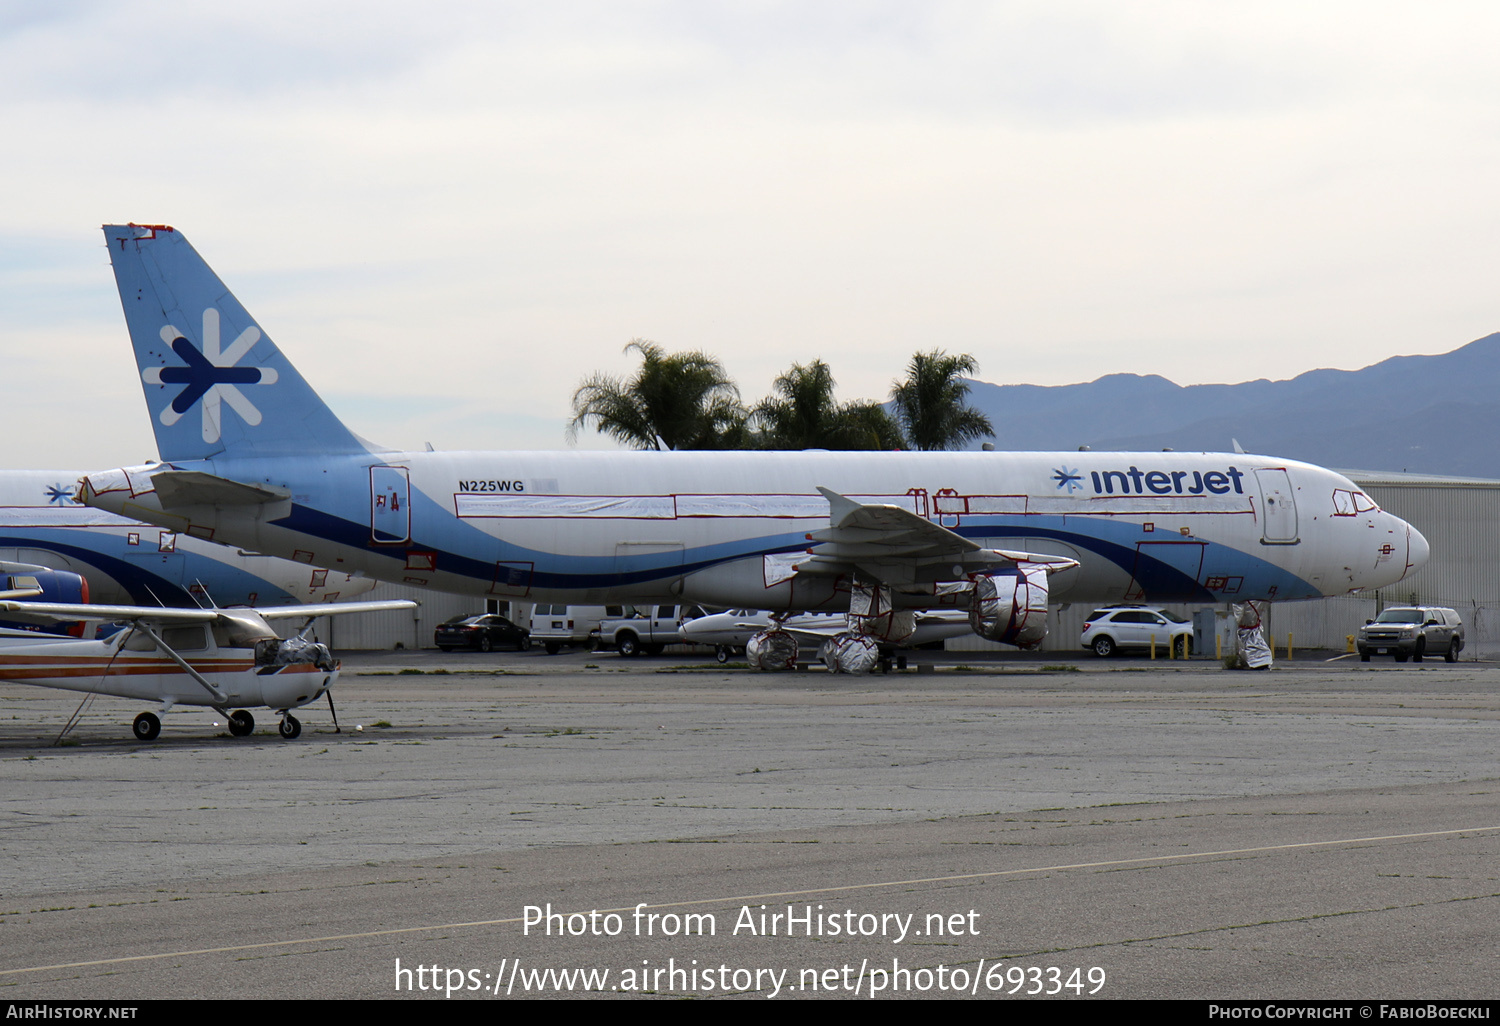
top-left (267, 503), bottom-right (1315, 601)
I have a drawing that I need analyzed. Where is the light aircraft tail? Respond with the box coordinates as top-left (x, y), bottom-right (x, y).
top-left (103, 224), bottom-right (368, 462)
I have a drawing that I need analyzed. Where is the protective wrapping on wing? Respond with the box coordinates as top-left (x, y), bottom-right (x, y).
top-left (968, 566), bottom-right (1050, 649)
top-left (853, 609), bottom-right (916, 643)
top-left (746, 628), bottom-right (799, 671)
top-left (820, 633), bottom-right (880, 674)
top-left (1231, 602), bottom-right (1272, 670)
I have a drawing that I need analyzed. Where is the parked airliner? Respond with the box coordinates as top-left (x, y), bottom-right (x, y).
top-left (0, 469), bottom-right (376, 608)
top-left (79, 224), bottom-right (1428, 654)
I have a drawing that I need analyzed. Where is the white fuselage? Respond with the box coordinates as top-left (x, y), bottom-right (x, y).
top-left (81, 448), bottom-right (1427, 612)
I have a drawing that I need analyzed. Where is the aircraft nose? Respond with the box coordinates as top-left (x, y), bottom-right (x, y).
top-left (1404, 520), bottom-right (1430, 579)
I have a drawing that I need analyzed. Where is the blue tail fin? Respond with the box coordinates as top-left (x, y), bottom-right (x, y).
top-left (103, 224), bottom-right (370, 462)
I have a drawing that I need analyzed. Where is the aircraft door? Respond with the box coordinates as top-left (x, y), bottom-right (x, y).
top-left (370, 466), bottom-right (411, 545)
top-left (1254, 468), bottom-right (1299, 544)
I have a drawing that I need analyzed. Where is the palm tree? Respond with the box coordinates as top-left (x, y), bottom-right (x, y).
top-left (889, 349), bottom-right (994, 451)
top-left (752, 360), bottom-right (905, 450)
top-left (569, 340), bottom-right (746, 450)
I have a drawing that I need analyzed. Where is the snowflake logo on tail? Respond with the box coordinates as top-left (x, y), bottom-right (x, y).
top-left (142, 308), bottom-right (279, 443)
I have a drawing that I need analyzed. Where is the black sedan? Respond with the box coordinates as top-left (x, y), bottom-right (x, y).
top-left (435, 614), bottom-right (531, 652)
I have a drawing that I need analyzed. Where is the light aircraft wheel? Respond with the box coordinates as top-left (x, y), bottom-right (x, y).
top-left (479, 636), bottom-right (493, 653)
top-left (228, 710), bottom-right (255, 737)
top-left (279, 715), bottom-right (302, 740)
top-left (1092, 636), bottom-right (1115, 658)
top-left (132, 712), bottom-right (161, 741)
top-left (1446, 640), bottom-right (1460, 663)
top-left (715, 645), bottom-right (731, 664)
top-left (618, 634), bottom-right (640, 657)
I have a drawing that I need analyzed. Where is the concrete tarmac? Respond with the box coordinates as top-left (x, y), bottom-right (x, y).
top-left (1, 651), bottom-right (1496, 1000)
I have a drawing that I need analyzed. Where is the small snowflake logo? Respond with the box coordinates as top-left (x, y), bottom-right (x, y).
top-left (142, 307), bottom-right (279, 443)
top-left (44, 483), bottom-right (75, 505)
top-left (1052, 466), bottom-right (1083, 493)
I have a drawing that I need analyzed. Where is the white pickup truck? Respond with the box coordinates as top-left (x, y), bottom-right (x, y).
top-left (594, 604), bottom-right (705, 657)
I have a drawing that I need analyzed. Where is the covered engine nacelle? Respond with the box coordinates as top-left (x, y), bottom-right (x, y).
top-left (746, 628), bottom-right (799, 671)
top-left (820, 633), bottom-right (880, 674)
top-left (0, 565), bottom-right (90, 636)
top-left (968, 565), bottom-right (1050, 649)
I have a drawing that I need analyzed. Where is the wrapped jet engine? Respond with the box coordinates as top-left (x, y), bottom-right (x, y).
top-left (968, 565), bottom-right (1051, 649)
top-left (820, 634), bottom-right (880, 674)
top-left (746, 628), bottom-right (799, 671)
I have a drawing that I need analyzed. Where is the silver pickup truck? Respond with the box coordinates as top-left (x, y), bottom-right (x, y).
top-left (595, 604), bottom-right (705, 657)
top-left (1357, 606), bottom-right (1464, 663)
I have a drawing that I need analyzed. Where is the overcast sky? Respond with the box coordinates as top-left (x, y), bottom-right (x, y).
top-left (3, 1), bottom-right (1498, 469)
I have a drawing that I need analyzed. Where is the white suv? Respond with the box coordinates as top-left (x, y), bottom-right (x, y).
top-left (1081, 605), bottom-right (1194, 658)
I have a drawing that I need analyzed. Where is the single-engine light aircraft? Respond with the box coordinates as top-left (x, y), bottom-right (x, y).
top-left (80, 224), bottom-right (1428, 665)
top-left (0, 592), bottom-right (415, 740)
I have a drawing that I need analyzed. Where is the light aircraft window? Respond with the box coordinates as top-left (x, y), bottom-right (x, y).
top-left (119, 625), bottom-right (209, 651)
top-left (162, 626), bottom-right (209, 651)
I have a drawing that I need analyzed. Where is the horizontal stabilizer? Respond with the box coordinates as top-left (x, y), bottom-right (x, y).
top-left (152, 470), bottom-right (290, 508)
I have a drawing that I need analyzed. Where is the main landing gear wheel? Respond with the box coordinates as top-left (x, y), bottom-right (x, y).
top-left (228, 710), bottom-right (255, 737)
top-left (278, 714), bottom-right (302, 740)
top-left (133, 712), bottom-right (161, 741)
top-left (715, 645), bottom-right (731, 664)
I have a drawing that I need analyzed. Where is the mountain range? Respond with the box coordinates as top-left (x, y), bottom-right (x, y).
top-left (963, 332), bottom-right (1500, 478)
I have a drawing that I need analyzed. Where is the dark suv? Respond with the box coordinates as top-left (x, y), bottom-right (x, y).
top-left (1356, 607), bottom-right (1463, 663)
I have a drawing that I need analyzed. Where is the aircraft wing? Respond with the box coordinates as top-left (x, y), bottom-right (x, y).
top-left (0, 598), bottom-right (414, 628)
top-left (797, 487), bottom-right (1079, 586)
top-left (258, 600), bottom-right (417, 619)
top-left (0, 601), bottom-right (222, 626)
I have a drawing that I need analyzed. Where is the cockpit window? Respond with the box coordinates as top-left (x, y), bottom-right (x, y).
top-left (1333, 489), bottom-right (1382, 515)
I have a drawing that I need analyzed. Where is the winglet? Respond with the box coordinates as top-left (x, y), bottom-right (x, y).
top-left (816, 486), bottom-right (861, 527)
